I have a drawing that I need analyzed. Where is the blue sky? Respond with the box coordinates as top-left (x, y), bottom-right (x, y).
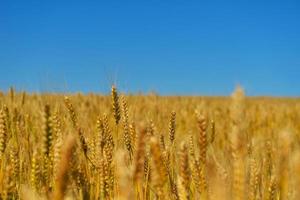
top-left (1, 0), bottom-right (300, 96)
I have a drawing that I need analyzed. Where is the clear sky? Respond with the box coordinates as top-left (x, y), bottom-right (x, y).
top-left (1, 0), bottom-right (300, 96)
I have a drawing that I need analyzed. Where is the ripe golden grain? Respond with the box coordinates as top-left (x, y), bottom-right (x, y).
top-left (0, 86), bottom-right (298, 199)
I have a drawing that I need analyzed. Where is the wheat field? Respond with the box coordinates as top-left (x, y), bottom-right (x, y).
top-left (0, 86), bottom-right (299, 200)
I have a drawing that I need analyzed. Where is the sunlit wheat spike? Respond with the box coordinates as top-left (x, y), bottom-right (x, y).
top-left (121, 96), bottom-right (133, 159)
top-left (249, 158), bottom-right (259, 200)
top-left (42, 104), bottom-right (52, 157)
top-left (0, 108), bottom-right (8, 158)
top-left (96, 115), bottom-right (106, 150)
top-left (169, 111), bottom-right (176, 144)
top-left (197, 114), bottom-right (207, 165)
top-left (103, 114), bottom-right (112, 141)
top-left (64, 96), bottom-right (78, 128)
top-left (267, 176), bottom-right (277, 200)
top-left (159, 134), bottom-right (166, 150)
top-left (143, 152), bottom-right (150, 180)
top-left (30, 151), bottom-right (40, 191)
top-left (3, 105), bottom-right (10, 135)
top-left (102, 114), bottom-right (115, 165)
top-left (51, 112), bottom-right (63, 180)
top-left (111, 85), bottom-right (121, 125)
top-left (162, 148), bottom-right (171, 175)
top-left (189, 135), bottom-right (195, 160)
top-left (77, 127), bottom-right (88, 157)
top-left (1, 165), bottom-right (15, 199)
top-left (9, 146), bottom-right (19, 181)
top-left (99, 158), bottom-right (106, 199)
top-left (129, 122), bottom-right (137, 151)
top-left (41, 104), bottom-right (53, 191)
top-left (170, 180), bottom-right (179, 200)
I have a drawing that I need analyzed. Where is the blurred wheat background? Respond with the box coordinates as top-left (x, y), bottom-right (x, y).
top-left (0, 86), bottom-right (299, 200)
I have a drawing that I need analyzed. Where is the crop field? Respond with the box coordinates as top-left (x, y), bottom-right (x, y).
top-left (0, 86), bottom-right (300, 200)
